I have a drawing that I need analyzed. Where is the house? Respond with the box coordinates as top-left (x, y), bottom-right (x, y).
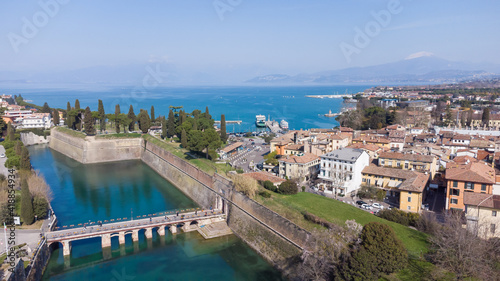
top-left (270, 130), bottom-right (310, 155)
top-left (346, 143), bottom-right (384, 159)
top-left (410, 127), bottom-right (424, 135)
top-left (464, 193), bottom-right (500, 239)
top-left (378, 151), bottom-right (438, 179)
top-left (2, 110), bottom-right (33, 124)
top-left (445, 162), bottom-right (495, 211)
top-left (219, 142), bottom-right (244, 159)
top-left (278, 153), bottom-right (320, 183)
top-left (318, 148), bottom-right (369, 196)
top-left (352, 135), bottom-right (391, 150)
top-left (361, 165), bottom-right (429, 212)
top-left (243, 171), bottom-right (286, 187)
top-left (19, 113), bottom-right (52, 129)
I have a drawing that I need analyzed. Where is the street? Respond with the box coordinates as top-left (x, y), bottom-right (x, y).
top-left (227, 136), bottom-right (270, 173)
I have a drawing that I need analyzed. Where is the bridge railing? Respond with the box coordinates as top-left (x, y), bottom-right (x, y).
top-left (52, 207), bottom-right (208, 231)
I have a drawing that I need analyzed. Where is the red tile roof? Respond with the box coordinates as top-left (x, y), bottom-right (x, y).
top-left (445, 162), bottom-right (495, 184)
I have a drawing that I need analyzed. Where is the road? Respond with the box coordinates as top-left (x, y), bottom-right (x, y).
top-left (0, 229), bottom-right (42, 255)
top-left (227, 136), bottom-right (270, 173)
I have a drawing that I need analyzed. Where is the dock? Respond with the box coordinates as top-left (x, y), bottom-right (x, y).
top-left (265, 121), bottom-right (281, 134)
top-left (214, 120), bottom-right (242, 125)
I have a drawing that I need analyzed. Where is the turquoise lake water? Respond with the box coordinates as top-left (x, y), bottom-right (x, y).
top-left (10, 85), bottom-right (370, 131)
top-left (28, 145), bottom-right (282, 280)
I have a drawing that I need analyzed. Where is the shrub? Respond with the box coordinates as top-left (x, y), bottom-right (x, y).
top-left (263, 180), bottom-right (277, 192)
top-left (279, 180), bottom-right (298, 195)
top-left (259, 191), bottom-right (271, 198)
top-left (377, 208), bottom-right (420, 227)
top-left (301, 186), bottom-right (306, 192)
top-left (302, 211), bottom-right (336, 229)
top-left (357, 185), bottom-right (379, 200)
top-left (230, 174), bottom-right (258, 198)
top-left (236, 169), bottom-right (244, 174)
top-left (33, 196), bottom-right (49, 220)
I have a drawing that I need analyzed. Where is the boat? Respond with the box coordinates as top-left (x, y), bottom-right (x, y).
top-left (324, 110), bottom-right (339, 117)
top-left (280, 120), bottom-right (289, 130)
top-left (255, 115), bottom-right (266, 127)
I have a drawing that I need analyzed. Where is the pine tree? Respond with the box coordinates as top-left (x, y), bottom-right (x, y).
top-left (20, 179), bottom-right (34, 225)
top-left (150, 106), bottom-right (155, 123)
top-left (181, 129), bottom-right (187, 148)
top-left (127, 105), bottom-right (136, 131)
top-left (20, 146), bottom-right (31, 170)
top-left (75, 99), bottom-right (80, 110)
top-left (137, 110), bottom-right (151, 133)
top-left (65, 102), bottom-right (71, 126)
top-left (115, 104), bottom-right (121, 133)
top-left (167, 109), bottom-right (175, 138)
top-left (193, 114), bottom-right (198, 131)
top-left (41, 102), bottom-right (51, 113)
top-left (482, 108), bottom-right (490, 127)
top-left (98, 100), bottom-right (106, 132)
top-left (161, 116), bottom-right (167, 139)
top-left (0, 117), bottom-right (6, 132)
top-left (6, 123), bottom-right (15, 141)
top-left (84, 107), bottom-right (96, 135)
top-left (179, 110), bottom-right (186, 126)
top-left (53, 109), bottom-right (60, 126)
top-left (220, 114), bottom-right (227, 143)
top-left (205, 106), bottom-right (211, 120)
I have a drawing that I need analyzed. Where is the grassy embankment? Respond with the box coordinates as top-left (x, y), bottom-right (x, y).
top-left (55, 127), bottom-right (86, 138)
top-left (142, 134), bottom-right (235, 176)
top-left (95, 133), bottom-right (142, 139)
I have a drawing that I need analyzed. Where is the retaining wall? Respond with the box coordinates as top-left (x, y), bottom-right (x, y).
top-left (20, 132), bottom-right (49, 146)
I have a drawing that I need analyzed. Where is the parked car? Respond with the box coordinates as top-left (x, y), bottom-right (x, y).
top-left (0, 154), bottom-right (5, 158)
top-left (372, 203), bottom-right (384, 209)
top-left (361, 204), bottom-right (373, 210)
top-left (356, 200), bottom-right (367, 206)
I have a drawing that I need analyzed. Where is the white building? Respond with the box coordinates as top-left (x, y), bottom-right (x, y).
top-left (20, 113), bottom-right (52, 129)
top-left (318, 148), bottom-right (369, 196)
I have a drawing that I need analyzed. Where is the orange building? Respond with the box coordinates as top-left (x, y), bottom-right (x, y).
top-left (445, 162), bottom-right (495, 211)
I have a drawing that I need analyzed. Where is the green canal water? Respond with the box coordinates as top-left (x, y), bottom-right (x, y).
top-left (28, 145), bottom-right (282, 281)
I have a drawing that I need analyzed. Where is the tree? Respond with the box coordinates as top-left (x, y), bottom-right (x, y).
top-left (220, 114), bottom-right (227, 143)
top-left (193, 114), bottom-right (198, 130)
top-left (127, 105), bottom-right (136, 131)
top-left (21, 179), bottom-right (34, 225)
top-left (41, 102), bottom-right (51, 113)
top-left (98, 100), bottom-right (106, 132)
top-left (161, 116), bottom-right (167, 139)
top-left (117, 114), bottom-right (131, 133)
top-left (203, 128), bottom-right (222, 159)
top-left (150, 105), bottom-right (155, 123)
top-left (0, 117), bottom-right (6, 133)
top-left (205, 106), bottom-right (211, 120)
top-left (53, 109), bottom-right (60, 126)
top-left (65, 102), bottom-right (72, 126)
top-left (33, 196), bottom-right (48, 220)
top-left (443, 105), bottom-right (453, 126)
top-left (74, 99), bottom-right (80, 110)
top-left (466, 110), bottom-right (473, 127)
top-left (6, 122), bottom-right (15, 141)
top-left (20, 146), bottom-right (31, 170)
top-left (167, 109), bottom-right (175, 138)
top-left (114, 104), bottom-right (121, 133)
top-left (137, 110), bottom-right (151, 133)
top-left (339, 222), bottom-right (407, 280)
top-left (187, 130), bottom-right (206, 153)
top-left (84, 106), bottom-right (96, 135)
top-left (482, 107), bottom-right (490, 127)
top-left (279, 180), bottom-right (298, 195)
top-left (181, 129), bottom-right (187, 148)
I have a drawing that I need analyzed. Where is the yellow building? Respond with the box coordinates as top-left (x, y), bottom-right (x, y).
top-left (378, 151), bottom-right (438, 179)
top-left (361, 165), bottom-right (429, 213)
top-left (352, 135), bottom-right (391, 149)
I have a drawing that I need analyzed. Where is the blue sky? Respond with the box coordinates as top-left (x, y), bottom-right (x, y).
top-left (1, 0), bottom-right (499, 76)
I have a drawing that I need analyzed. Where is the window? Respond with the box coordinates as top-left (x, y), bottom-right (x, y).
top-left (493, 211), bottom-right (497, 217)
top-left (481, 184), bottom-right (487, 192)
top-left (491, 224), bottom-right (496, 234)
top-left (450, 189), bottom-right (460, 196)
top-left (362, 178), bottom-right (366, 182)
top-left (408, 197), bottom-right (412, 202)
top-left (397, 161), bottom-right (401, 168)
top-left (407, 206), bottom-right (411, 210)
top-left (450, 198), bottom-right (458, 204)
top-left (380, 159), bottom-right (385, 165)
top-left (453, 181), bottom-right (458, 187)
top-left (404, 163), bottom-right (408, 169)
top-left (465, 182), bottom-right (473, 190)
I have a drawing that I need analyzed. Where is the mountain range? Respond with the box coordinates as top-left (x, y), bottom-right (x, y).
top-left (246, 55), bottom-right (500, 85)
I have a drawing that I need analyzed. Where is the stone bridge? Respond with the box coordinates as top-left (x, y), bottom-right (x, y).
top-left (46, 209), bottom-right (226, 257)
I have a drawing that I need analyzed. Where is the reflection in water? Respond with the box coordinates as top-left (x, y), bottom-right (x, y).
top-left (28, 145), bottom-right (282, 280)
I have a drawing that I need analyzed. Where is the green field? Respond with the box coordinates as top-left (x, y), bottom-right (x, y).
top-left (95, 133), bottom-right (142, 139)
top-left (257, 192), bottom-right (429, 255)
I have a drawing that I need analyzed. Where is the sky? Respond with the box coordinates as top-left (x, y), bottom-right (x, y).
top-left (0, 0), bottom-right (499, 81)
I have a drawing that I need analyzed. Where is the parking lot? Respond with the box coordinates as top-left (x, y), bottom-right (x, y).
top-left (226, 135), bottom-right (270, 173)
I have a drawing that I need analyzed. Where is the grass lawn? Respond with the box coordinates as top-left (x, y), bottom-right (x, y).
top-left (55, 127), bottom-right (86, 138)
top-left (95, 133), bottom-right (142, 139)
top-left (257, 191), bottom-right (429, 256)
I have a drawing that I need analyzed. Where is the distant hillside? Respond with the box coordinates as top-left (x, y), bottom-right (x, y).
top-left (247, 55), bottom-right (500, 84)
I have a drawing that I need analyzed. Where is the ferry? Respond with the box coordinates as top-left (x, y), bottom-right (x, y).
top-left (255, 115), bottom-right (266, 127)
top-left (280, 120), bottom-right (289, 130)
top-left (324, 110), bottom-right (339, 117)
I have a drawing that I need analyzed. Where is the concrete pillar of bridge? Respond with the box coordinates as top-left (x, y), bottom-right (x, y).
top-left (64, 255), bottom-right (70, 269)
top-left (101, 233), bottom-right (111, 248)
top-left (145, 228), bottom-right (153, 239)
top-left (158, 225), bottom-right (166, 236)
top-left (170, 225), bottom-right (177, 234)
top-left (119, 231), bottom-right (126, 245)
top-left (62, 240), bottom-right (71, 256)
top-left (132, 230), bottom-right (139, 242)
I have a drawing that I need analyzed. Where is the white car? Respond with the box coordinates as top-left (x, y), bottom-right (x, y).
top-left (372, 203), bottom-right (384, 209)
top-left (361, 204), bottom-right (373, 210)
top-left (0, 154), bottom-right (5, 158)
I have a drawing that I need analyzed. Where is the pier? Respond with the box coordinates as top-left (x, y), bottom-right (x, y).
top-left (265, 120), bottom-right (281, 134)
top-left (214, 120), bottom-right (242, 125)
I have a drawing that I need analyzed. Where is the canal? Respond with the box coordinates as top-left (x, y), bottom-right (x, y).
top-left (28, 145), bottom-right (282, 280)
